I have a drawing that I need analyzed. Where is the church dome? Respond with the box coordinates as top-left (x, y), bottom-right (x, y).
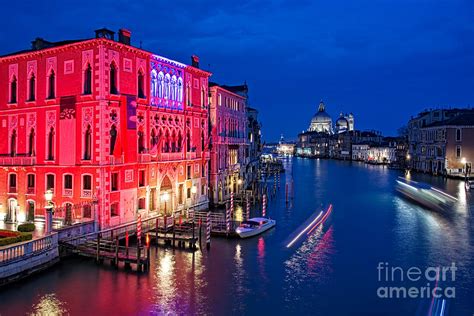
top-left (308, 101), bottom-right (333, 133)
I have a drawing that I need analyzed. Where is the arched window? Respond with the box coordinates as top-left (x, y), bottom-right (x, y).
top-left (171, 130), bottom-right (176, 152)
top-left (110, 125), bottom-right (117, 155)
top-left (138, 130), bottom-right (145, 154)
top-left (28, 73), bottom-right (36, 101)
top-left (201, 131), bottom-right (205, 152)
top-left (138, 70), bottom-right (145, 98)
top-left (158, 72), bottom-right (164, 98)
top-left (177, 77), bottom-right (183, 102)
top-left (201, 88), bottom-right (206, 108)
top-left (151, 69), bottom-right (158, 98)
top-left (48, 70), bottom-right (55, 99)
top-left (177, 131), bottom-right (183, 151)
top-left (84, 125), bottom-right (92, 160)
top-left (186, 130), bottom-right (191, 152)
top-left (47, 127), bottom-right (55, 160)
top-left (10, 76), bottom-right (17, 103)
top-left (171, 75), bottom-right (177, 100)
top-left (84, 64), bottom-right (92, 95)
top-left (151, 128), bottom-right (157, 148)
top-left (110, 62), bottom-right (118, 94)
top-left (10, 129), bottom-right (17, 157)
top-left (163, 130), bottom-right (170, 152)
top-left (186, 83), bottom-right (191, 106)
top-left (164, 74), bottom-right (170, 99)
top-left (28, 128), bottom-right (35, 156)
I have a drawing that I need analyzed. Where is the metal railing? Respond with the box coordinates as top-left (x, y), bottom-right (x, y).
top-left (0, 156), bottom-right (36, 166)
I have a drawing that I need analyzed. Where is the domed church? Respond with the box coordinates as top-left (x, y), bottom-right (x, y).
top-left (308, 101), bottom-right (333, 134)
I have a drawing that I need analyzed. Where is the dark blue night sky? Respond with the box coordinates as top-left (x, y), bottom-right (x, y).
top-left (1, 0), bottom-right (473, 141)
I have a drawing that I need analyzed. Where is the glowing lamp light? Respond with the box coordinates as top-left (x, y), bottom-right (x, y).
top-left (44, 190), bottom-right (53, 203)
top-left (461, 157), bottom-right (466, 164)
top-left (237, 179), bottom-right (243, 185)
top-left (146, 233), bottom-right (150, 248)
top-left (406, 154), bottom-right (411, 160)
top-left (191, 185), bottom-right (197, 194)
top-left (162, 191), bottom-right (170, 202)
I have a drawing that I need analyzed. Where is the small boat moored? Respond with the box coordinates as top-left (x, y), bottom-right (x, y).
top-left (235, 217), bottom-right (276, 238)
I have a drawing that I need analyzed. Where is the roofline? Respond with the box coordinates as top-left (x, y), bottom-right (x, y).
top-left (210, 85), bottom-right (246, 100)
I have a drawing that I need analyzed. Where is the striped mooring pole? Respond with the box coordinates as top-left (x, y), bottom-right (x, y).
top-left (137, 213), bottom-right (142, 246)
top-left (246, 194), bottom-right (250, 221)
top-left (262, 194), bottom-right (267, 217)
top-left (206, 211), bottom-right (211, 250)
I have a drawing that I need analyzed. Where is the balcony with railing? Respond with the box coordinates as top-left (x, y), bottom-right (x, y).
top-left (8, 186), bottom-right (17, 194)
top-left (159, 152), bottom-right (184, 161)
top-left (82, 190), bottom-right (92, 198)
top-left (27, 187), bottom-right (35, 195)
top-left (0, 154), bottom-right (36, 166)
top-left (107, 155), bottom-right (124, 165)
top-left (63, 188), bottom-right (73, 197)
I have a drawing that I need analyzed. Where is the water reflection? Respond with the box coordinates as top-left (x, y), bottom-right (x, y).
top-left (29, 294), bottom-right (67, 316)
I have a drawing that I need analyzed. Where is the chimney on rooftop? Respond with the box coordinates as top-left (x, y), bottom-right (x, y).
top-left (95, 28), bottom-right (115, 40)
top-left (118, 28), bottom-right (131, 45)
top-left (31, 38), bottom-right (53, 50)
top-left (191, 55), bottom-right (200, 68)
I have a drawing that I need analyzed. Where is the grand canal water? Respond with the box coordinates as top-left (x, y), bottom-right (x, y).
top-left (1, 158), bottom-right (473, 315)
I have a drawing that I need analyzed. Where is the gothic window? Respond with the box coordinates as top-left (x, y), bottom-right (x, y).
top-left (84, 125), bottom-right (92, 160)
top-left (84, 64), bottom-right (92, 95)
top-left (171, 75), bottom-right (177, 100)
top-left (110, 62), bottom-right (118, 94)
top-left (138, 70), bottom-right (145, 99)
top-left (164, 74), bottom-right (170, 99)
top-left (138, 130), bottom-right (145, 154)
top-left (177, 77), bottom-right (183, 102)
top-left (10, 76), bottom-right (17, 103)
top-left (201, 131), bottom-right (205, 152)
top-left (47, 127), bottom-right (55, 160)
top-left (201, 87), bottom-right (206, 108)
top-left (151, 128), bottom-right (157, 148)
top-left (186, 130), bottom-right (191, 152)
top-left (158, 72), bottom-right (164, 98)
top-left (151, 69), bottom-right (158, 97)
top-left (164, 130), bottom-right (170, 152)
top-left (110, 125), bottom-right (117, 155)
top-left (28, 73), bottom-right (36, 101)
top-left (186, 83), bottom-right (191, 106)
top-left (171, 130), bottom-right (176, 152)
top-left (28, 128), bottom-right (35, 156)
top-left (10, 129), bottom-right (17, 157)
top-left (48, 70), bottom-right (55, 99)
top-left (177, 131), bottom-right (183, 151)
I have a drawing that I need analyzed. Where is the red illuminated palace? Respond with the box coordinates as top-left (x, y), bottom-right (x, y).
top-left (0, 28), bottom-right (211, 228)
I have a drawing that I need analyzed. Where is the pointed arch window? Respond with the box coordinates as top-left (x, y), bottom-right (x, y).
top-left (138, 130), bottom-right (145, 154)
top-left (28, 73), bottom-right (36, 101)
top-left (177, 78), bottom-right (183, 102)
top-left (110, 125), bottom-right (117, 155)
top-left (151, 128), bottom-right (157, 148)
top-left (10, 76), bottom-right (17, 103)
top-left (110, 62), bottom-right (118, 94)
top-left (48, 70), bottom-right (55, 99)
top-left (151, 70), bottom-right (158, 97)
top-left (164, 74), bottom-right (170, 99)
top-left (138, 70), bottom-right (145, 99)
top-left (186, 83), bottom-right (191, 106)
top-left (47, 127), bottom-right (55, 161)
top-left (84, 125), bottom-right (92, 160)
top-left (84, 64), bottom-right (92, 95)
top-left (201, 88), bottom-right (206, 108)
top-left (10, 129), bottom-right (17, 157)
top-left (28, 128), bottom-right (35, 156)
top-left (186, 130), bottom-right (191, 152)
top-left (158, 72), bottom-right (164, 98)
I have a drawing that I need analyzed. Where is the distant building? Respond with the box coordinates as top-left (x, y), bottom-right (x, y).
top-left (308, 101), bottom-right (333, 134)
top-left (407, 109), bottom-right (474, 177)
top-left (208, 82), bottom-right (248, 205)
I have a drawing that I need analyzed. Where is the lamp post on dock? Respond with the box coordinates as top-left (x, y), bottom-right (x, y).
top-left (44, 190), bottom-right (54, 235)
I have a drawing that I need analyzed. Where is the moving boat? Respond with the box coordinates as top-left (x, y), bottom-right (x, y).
top-left (235, 217), bottom-right (276, 238)
top-left (396, 177), bottom-right (457, 212)
top-left (465, 180), bottom-right (474, 191)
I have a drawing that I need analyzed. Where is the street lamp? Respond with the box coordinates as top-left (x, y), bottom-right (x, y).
top-left (191, 185), bottom-right (197, 210)
top-left (44, 190), bottom-right (54, 235)
top-left (461, 157), bottom-right (467, 178)
top-left (162, 191), bottom-right (170, 215)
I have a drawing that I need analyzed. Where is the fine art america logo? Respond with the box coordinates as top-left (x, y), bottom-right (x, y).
top-left (376, 262), bottom-right (457, 299)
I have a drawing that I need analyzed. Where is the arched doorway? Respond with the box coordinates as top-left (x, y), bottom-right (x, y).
top-left (26, 200), bottom-right (35, 222)
top-left (65, 202), bottom-right (73, 225)
top-left (160, 176), bottom-right (173, 215)
top-left (6, 198), bottom-right (18, 223)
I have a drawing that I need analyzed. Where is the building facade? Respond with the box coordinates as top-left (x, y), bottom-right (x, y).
top-left (209, 83), bottom-right (248, 204)
top-left (0, 28), bottom-right (211, 228)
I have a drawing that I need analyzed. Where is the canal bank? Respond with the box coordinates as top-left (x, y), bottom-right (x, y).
top-left (0, 158), bottom-right (473, 315)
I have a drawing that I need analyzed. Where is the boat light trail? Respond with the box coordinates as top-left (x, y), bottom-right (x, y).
top-left (306, 204), bottom-right (333, 235)
top-left (431, 187), bottom-right (458, 201)
top-left (286, 211), bottom-right (323, 248)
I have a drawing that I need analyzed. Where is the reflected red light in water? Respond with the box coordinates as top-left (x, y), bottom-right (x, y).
top-left (258, 237), bottom-right (265, 259)
top-left (307, 204), bottom-right (333, 236)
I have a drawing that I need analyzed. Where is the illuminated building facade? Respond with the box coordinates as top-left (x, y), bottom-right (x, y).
top-left (209, 83), bottom-right (248, 204)
top-left (0, 28), bottom-right (211, 228)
